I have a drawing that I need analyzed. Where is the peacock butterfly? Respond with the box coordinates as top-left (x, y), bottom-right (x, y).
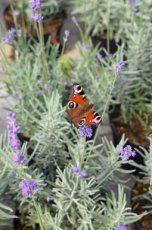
top-left (66, 83), bottom-right (101, 127)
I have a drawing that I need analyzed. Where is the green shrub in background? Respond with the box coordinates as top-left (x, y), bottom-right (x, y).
top-left (11, 0), bottom-right (66, 22)
top-left (113, 24), bottom-right (152, 129)
top-left (72, 0), bottom-right (152, 41)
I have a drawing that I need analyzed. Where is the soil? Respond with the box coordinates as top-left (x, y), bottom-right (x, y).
top-left (132, 182), bottom-right (152, 230)
top-left (109, 106), bottom-right (150, 148)
top-left (112, 117), bottom-right (149, 147)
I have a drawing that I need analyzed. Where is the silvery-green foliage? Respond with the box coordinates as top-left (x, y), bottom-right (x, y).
top-left (3, 41), bottom-right (65, 135)
top-left (0, 203), bottom-right (16, 224)
top-left (131, 138), bottom-right (152, 215)
top-left (23, 93), bottom-right (70, 180)
top-left (0, 128), bottom-right (144, 228)
top-left (41, 0), bottom-right (66, 18)
top-left (113, 24), bottom-right (152, 124)
top-left (0, 3), bottom-right (148, 228)
top-left (14, 0), bottom-right (66, 20)
top-left (70, 41), bottom-right (124, 114)
top-left (72, 0), bottom-right (152, 40)
top-left (0, 133), bottom-right (46, 227)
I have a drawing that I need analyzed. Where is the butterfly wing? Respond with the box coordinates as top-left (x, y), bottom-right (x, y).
top-left (66, 83), bottom-right (101, 126)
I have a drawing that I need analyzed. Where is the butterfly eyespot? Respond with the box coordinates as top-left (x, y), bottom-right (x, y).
top-left (94, 115), bottom-right (102, 124)
top-left (79, 118), bottom-right (86, 126)
top-left (73, 84), bottom-right (82, 94)
top-left (68, 101), bottom-right (77, 109)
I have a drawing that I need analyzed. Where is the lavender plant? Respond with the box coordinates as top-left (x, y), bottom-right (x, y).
top-left (131, 137), bottom-right (152, 221)
top-left (112, 23), bottom-right (152, 129)
top-left (72, 0), bottom-right (152, 41)
top-left (12, 0), bottom-right (66, 22)
top-left (0, 203), bottom-right (16, 224)
top-left (0, 1), bottom-right (149, 229)
top-left (68, 39), bottom-right (125, 115)
top-left (0, 126), bottom-right (146, 229)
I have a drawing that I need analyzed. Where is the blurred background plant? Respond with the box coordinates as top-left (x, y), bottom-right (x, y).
top-left (72, 0), bottom-right (152, 41)
top-left (109, 16), bottom-right (152, 148)
top-left (5, 0), bottom-right (67, 23)
top-left (0, 203), bottom-right (16, 225)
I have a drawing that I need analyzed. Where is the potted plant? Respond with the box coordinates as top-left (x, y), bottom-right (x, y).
top-left (71, 0), bottom-right (152, 56)
top-left (108, 19), bottom-right (152, 174)
top-left (131, 137), bottom-right (152, 229)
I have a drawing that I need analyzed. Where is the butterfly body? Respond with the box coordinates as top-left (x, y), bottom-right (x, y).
top-left (66, 84), bottom-right (101, 127)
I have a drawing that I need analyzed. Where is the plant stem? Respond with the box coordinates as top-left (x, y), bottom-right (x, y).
top-left (107, 27), bottom-right (110, 55)
top-left (32, 195), bottom-right (45, 230)
top-left (90, 71), bottom-right (117, 151)
top-left (38, 21), bottom-right (49, 81)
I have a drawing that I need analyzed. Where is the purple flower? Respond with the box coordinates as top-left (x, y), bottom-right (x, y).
top-left (6, 112), bottom-right (23, 155)
top-left (12, 10), bottom-right (19, 17)
top-left (116, 60), bottom-right (125, 75)
top-left (78, 125), bottom-right (93, 138)
top-left (117, 225), bottom-right (128, 230)
top-left (149, 54), bottom-right (152, 59)
top-left (1, 28), bottom-right (21, 44)
top-left (128, 0), bottom-right (138, 4)
top-left (81, 43), bottom-right (88, 51)
top-left (13, 150), bottom-right (27, 165)
top-left (80, 170), bottom-right (88, 177)
top-left (46, 196), bottom-right (54, 203)
top-left (119, 145), bottom-right (136, 161)
top-left (1, 28), bottom-right (17, 45)
top-left (31, 13), bottom-right (43, 22)
top-left (9, 138), bottom-right (21, 150)
top-left (134, 6), bottom-right (139, 13)
top-left (71, 16), bottom-right (78, 25)
top-left (63, 30), bottom-right (70, 42)
top-left (12, 92), bottom-right (22, 100)
top-left (30, 0), bottom-right (42, 11)
top-left (43, 83), bottom-right (49, 90)
top-left (72, 165), bottom-right (79, 173)
top-left (96, 52), bottom-right (102, 61)
top-left (81, 43), bottom-right (87, 50)
top-left (149, 39), bottom-right (152, 47)
top-left (20, 179), bottom-right (39, 197)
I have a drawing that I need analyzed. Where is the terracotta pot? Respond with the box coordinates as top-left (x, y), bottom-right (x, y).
top-left (3, 6), bottom-right (65, 46)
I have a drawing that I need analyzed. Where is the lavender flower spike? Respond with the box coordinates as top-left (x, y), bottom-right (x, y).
top-left (7, 112), bottom-right (21, 151)
top-left (20, 179), bottom-right (39, 197)
top-left (30, 0), bottom-right (42, 11)
top-left (116, 60), bottom-right (125, 75)
top-left (78, 125), bottom-right (93, 138)
top-left (1, 28), bottom-right (17, 45)
top-left (13, 150), bottom-right (27, 166)
top-left (71, 16), bottom-right (78, 25)
top-left (117, 225), bottom-right (128, 230)
top-left (96, 52), bottom-right (102, 61)
top-left (119, 145), bottom-right (136, 161)
top-left (80, 170), bottom-right (88, 177)
top-left (12, 10), bottom-right (19, 17)
top-left (63, 29), bottom-right (70, 42)
top-left (72, 165), bottom-right (79, 173)
top-left (46, 196), bottom-right (54, 203)
top-left (149, 54), bottom-right (152, 59)
top-left (31, 13), bottom-right (43, 22)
